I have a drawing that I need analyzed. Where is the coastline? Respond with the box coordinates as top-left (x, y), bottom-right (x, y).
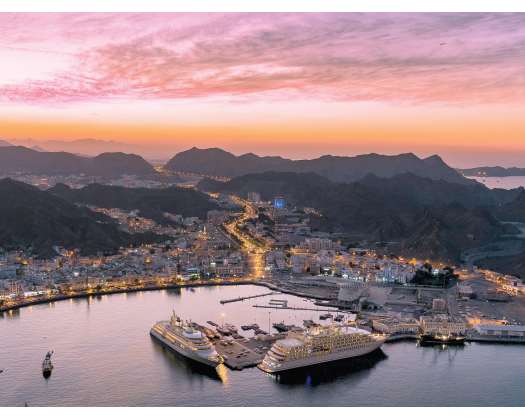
top-left (0, 279), bottom-right (257, 314)
top-left (0, 278), bottom-right (347, 314)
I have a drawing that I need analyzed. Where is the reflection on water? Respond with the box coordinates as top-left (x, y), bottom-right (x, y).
top-left (166, 288), bottom-right (182, 296)
top-left (0, 308), bottom-right (20, 318)
top-left (271, 349), bottom-right (387, 386)
top-left (1, 284), bottom-right (525, 407)
top-left (418, 342), bottom-right (467, 368)
top-left (467, 176), bottom-right (525, 189)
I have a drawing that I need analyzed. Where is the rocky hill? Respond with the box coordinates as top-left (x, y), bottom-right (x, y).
top-left (0, 178), bottom-right (163, 257)
top-left (49, 183), bottom-right (218, 224)
top-left (493, 189), bottom-right (525, 223)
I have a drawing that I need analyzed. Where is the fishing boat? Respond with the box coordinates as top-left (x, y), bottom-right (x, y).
top-left (42, 350), bottom-right (54, 379)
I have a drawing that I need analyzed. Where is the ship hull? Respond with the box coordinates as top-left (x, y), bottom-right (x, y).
top-left (258, 339), bottom-right (385, 374)
top-left (150, 327), bottom-right (221, 368)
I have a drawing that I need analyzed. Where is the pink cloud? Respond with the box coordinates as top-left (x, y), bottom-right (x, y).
top-left (1, 13), bottom-right (525, 105)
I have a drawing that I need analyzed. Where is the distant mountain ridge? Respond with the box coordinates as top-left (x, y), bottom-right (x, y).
top-left (0, 146), bottom-right (155, 177)
top-left (0, 139), bottom-right (13, 147)
top-left (166, 147), bottom-right (471, 184)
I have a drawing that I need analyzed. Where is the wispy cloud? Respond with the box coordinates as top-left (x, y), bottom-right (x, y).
top-left (1, 13), bottom-right (525, 104)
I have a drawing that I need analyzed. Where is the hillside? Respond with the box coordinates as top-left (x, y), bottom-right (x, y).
top-left (166, 147), bottom-right (471, 184)
top-left (495, 190), bottom-right (525, 222)
top-left (0, 146), bottom-right (155, 177)
top-left (49, 183), bottom-right (218, 224)
top-left (198, 172), bottom-right (509, 262)
top-left (0, 179), bottom-right (163, 257)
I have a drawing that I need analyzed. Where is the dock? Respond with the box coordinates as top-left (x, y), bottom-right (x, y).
top-left (253, 304), bottom-right (341, 312)
top-left (213, 334), bottom-right (284, 370)
top-left (219, 291), bottom-right (279, 305)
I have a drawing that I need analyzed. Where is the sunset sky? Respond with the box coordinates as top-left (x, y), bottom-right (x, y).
top-left (1, 13), bottom-right (525, 166)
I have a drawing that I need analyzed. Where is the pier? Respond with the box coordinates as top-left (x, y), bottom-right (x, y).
top-left (213, 334), bottom-right (283, 370)
top-left (219, 291), bottom-right (279, 305)
top-left (253, 304), bottom-right (341, 312)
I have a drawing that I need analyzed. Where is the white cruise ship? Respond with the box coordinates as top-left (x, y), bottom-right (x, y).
top-left (258, 325), bottom-right (386, 373)
top-left (150, 312), bottom-right (224, 368)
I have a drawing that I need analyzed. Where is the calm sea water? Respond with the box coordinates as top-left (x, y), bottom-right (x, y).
top-left (467, 176), bottom-right (525, 189)
top-left (1, 284), bottom-right (524, 407)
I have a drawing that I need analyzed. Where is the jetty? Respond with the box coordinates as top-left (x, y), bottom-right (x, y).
top-left (253, 304), bottom-right (341, 312)
top-left (219, 291), bottom-right (279, 305)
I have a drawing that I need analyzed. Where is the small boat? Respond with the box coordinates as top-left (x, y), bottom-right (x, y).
top-left (303, 320), bottom-right (320, 328)
top-left (216, 326), bottom-right (231, 336)
top-left (334, 314), bottom-right (344, 322)
top-left (254, 329), bottom-right (268, 335)
top-left (273, 321), bottom-right (293, 333)
top-left (241, 323), bottom-right (260, 331)
top-left (319, 313), bottom-right (333, 320)
top-left (207, 321), bottom-right (219, 327)
top-left (42, 350), bottom-right (54, 379)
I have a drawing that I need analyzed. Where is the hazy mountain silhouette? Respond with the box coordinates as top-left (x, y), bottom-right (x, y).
top-left (0, 146), bottom-right (155, 177)
top-left (166, 147), bottom-right (471, 184)
top-left (0, 139), bottom-right (13, 147)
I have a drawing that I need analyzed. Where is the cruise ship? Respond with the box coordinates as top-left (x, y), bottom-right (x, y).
top-left (150, 312), bottom-right (224, 368)
top-left (258, 325), bottom-right (386, 373)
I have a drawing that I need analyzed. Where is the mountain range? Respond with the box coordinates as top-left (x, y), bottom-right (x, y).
top-left (166, 147), bottom-right (471, 184)
top-left (0, 146), bottom-right (156, 177)
top-left (0, 178), bottom-right (164, 257)
top-left (10, 138), bottom-right (140, 156)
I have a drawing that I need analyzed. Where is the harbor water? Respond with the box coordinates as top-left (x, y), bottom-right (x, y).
top-left (467, 176), bottom-right (525, 189)
top-left (1, 284), bottom-right (524, 406)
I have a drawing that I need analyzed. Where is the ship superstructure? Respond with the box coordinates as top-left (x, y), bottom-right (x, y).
top-left (150, 312), bottom-right (223, 368)
top-left (258, 324), bottom-right (385, 373)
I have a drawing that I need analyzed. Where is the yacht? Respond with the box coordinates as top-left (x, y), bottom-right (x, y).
top-left (258, 325), bottom-right (385, 373)
top-left (150, 312), bottom-right (224, 368)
